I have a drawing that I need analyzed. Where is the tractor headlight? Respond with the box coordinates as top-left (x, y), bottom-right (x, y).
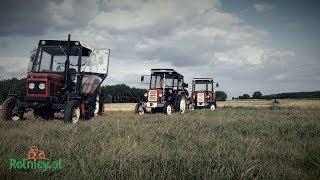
top-left (28, 83), bottom-right (35, 89)
top-left (207, 95), bottom-right (210, 98)
top-left (39, 83), bottom-right (46, 90)
top-left (144, 93), bottom-right (148, 97)
top-left (159, 94), bottom-right (163, 97)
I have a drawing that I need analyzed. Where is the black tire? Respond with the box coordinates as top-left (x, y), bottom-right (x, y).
top-left (98, 94), bottom-right (104, 115)
top-left (2, 97), bottom-right (20, 121)
top-left (84, 93), bottom-right (100, 120)
top-left (64, 100), bottom-right (80, 124)
top-left (134, 102), bottom-right (145, 114)
top-left (177, 96), bottom-right (188, 113)
top-left (34, 106), bottom-right (54, 120)
top-left (163, 102), bottom-right (172, 115)
top-left (188, 103), bottom-right (195, 110)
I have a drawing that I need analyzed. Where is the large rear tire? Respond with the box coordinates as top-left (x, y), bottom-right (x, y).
top-left (178, 96), bottom-right (187, 113)
top-left (64, 100), bottom-right (80, 124)
top-left (2, 97), bottom-right (22, 121)
top-left (163, 102), bottom-right (172, 115)
top-left (93, 94), bottom-right (100, 117)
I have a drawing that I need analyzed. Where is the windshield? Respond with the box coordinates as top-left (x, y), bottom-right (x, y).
top-left (194, 82), bottom-right (213, 91)
top-left (150, 74), bottom-right (183, 89)
top-left (150, 74), bottom-right (162, 88)
top-left (31, 45), bottom-right (81, 72)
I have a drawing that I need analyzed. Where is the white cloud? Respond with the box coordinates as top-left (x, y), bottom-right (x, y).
top-left (254, 3), bottom-right (273, 13)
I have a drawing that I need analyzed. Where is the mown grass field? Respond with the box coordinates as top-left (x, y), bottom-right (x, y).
top-left (0, 100), bottom-right (320, 178)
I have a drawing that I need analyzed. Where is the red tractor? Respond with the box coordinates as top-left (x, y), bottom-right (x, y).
top-left (135, 69), bottom-right (189, 114)
top-left (2, 34), bottom-right (110, 123)
top-left (188, 78), bottom-right (219, 110)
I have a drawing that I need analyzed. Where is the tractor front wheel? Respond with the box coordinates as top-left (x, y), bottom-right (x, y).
top-left (134, 102), bottom-right (145, 114)
top-left (2, 97), bottom-right (22, 121)
top-left (189, 103), bottom-right (195, 110)
top-left (210, 104), bottom-right (216, 110)
top-left (64, 100), bottom-right (81, 124)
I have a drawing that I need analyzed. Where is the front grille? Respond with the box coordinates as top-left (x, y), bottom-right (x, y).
top-left (28, 81), bottom-right (46, 94)
top-left (197, 93), bottom-right (205, 102)
top-left (148, 90), bottom-right (157, 102)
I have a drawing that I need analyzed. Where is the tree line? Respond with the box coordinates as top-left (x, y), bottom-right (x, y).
top-left (235, 91), bottom-right (320, 100)
top-left (1, 78), bottom-right (319, 102)
top-left (0, 78), bottom-right (228, 103)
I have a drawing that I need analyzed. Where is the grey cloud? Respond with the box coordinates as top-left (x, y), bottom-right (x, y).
top-left (0, 0), bottom-right (51, 36)
top-left (0, 0), bottom-right (99, 36)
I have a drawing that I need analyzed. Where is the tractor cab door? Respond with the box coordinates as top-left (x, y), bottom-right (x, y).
top-left (81, 49), bottom-right (110, 94)
top-left (82, 49), bottom-right (110, 75)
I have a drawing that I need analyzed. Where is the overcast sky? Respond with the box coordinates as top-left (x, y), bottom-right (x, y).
top-left (0, 0), bottom-right (319, 98)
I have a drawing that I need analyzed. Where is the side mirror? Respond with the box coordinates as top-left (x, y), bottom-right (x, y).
top-left (183, 83), bottom-right (188, 88)
top-left (140, 76), bottom-right (144, 82)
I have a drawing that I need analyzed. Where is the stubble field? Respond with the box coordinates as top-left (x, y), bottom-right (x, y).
top-left (0, 99), bottom-right (320, 178)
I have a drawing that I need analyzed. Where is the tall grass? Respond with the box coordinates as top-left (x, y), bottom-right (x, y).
top-left (0, 107), bottom-right (320, 178)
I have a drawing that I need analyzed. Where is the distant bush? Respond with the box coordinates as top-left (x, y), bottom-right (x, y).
top-left (216, 91), bottom-right (227, 101)
top-left (0, 78), bottom-right (26, 103)
top-left (238, 94), bottom-right (250, 99)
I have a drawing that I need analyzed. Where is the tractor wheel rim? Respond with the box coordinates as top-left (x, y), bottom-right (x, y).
top-left (210, 105), bottom-right (216, 110)
top-left (138, 105), bottom-right (144, 114)
top-left (167, 105), bottom-right (172, 114)
top-left (94, 95), bottom-right (99, 116)
top-left (11, 116), bottom-right (20, 121)
top-left (180, 99), bottom-right (186, 113)
top-left (72, 107), bottom-right (80, 123)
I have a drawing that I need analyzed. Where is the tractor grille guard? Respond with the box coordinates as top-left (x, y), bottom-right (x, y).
top-left (197, 92), bottom-right (205, 102)
top-left (148, 90), bottom-right (157, 102)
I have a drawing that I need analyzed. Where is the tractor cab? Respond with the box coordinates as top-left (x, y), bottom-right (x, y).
top-left (136, 69), bottom-right (188, 114)
top-left (189, 78), bottom-right (218, 110)
top-left (2, 34), bottom-right (110, 123)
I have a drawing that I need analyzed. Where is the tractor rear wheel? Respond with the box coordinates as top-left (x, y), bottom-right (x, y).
top-left (163, 102), bottom-right (172, 115)
top-left (2, 97), bottom-right (22, 121)
top-left (64, 100), bottom-right (80, 124)
top-left (93, 94), bottom-right (100, 117)
top-left (178, 96), bottom-right (187, 113)
top-left (134, 102), bottom-right (145, 114)
top-left (85, 93), bottom-right (102, 120)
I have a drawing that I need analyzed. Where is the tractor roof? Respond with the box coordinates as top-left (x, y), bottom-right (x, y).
top-left (193, 78), bottom-right (214, 82)
top-left (151, 69), bottom-right (183, 77)
top-left (38, 40), bottom-right (92, 56)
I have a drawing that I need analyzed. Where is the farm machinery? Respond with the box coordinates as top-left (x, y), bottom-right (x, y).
top-left (188, 78), bottom-right (218, 110)
top-left (135, 69), bottom-right (189, 114)
top-left (2, 34), bottom-right (110, 123)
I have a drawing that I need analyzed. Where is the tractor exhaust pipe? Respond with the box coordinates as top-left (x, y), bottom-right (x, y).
top-left (64, 34), bottom-right (71, 89)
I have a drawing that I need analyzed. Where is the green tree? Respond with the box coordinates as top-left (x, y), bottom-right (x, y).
top-left (238, 94), bottom-right (250, 99)
top-left (216, 91), bottom-right (227, 101)
top-left (252, 91), bottom-right (262, 99)
top-left (101, 84), bottom-right (146, 103)
top-left (0, 78), bottom-right (25, 103)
